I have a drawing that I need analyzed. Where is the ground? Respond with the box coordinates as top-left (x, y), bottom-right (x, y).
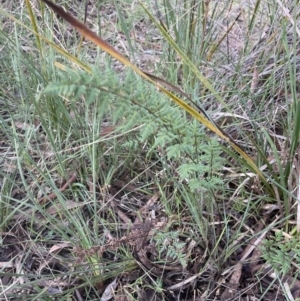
top-left (1, 0), bottom-right (300, 300)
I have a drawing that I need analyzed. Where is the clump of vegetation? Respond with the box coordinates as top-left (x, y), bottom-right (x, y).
top-left (261, 231), bottom-right (300, 276)
top-left (1, 0), bottom-right (300, 300)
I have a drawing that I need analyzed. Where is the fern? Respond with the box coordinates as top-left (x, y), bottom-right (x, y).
top-left (43, 66), bottom-right (225, 193)
top-left (261, 231), bottom-right (300, 276)
top-left (152, 230), bottom-right (188, 268)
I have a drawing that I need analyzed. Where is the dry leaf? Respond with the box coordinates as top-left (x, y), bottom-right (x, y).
top-left (46, 200), bottom-right (83, 215)
top-left (100, 278), bottom-right (118, 301)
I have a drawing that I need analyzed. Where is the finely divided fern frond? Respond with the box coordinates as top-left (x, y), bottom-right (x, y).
top-left (43, 66), bottom-right (225, 192)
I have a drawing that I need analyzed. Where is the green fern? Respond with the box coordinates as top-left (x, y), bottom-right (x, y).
top-left (43, 66), bottom-right (224, 192)
top-left (152, 230), bottom-right (188, 268)
top-left (261, 231), bottom-right (300, 276)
